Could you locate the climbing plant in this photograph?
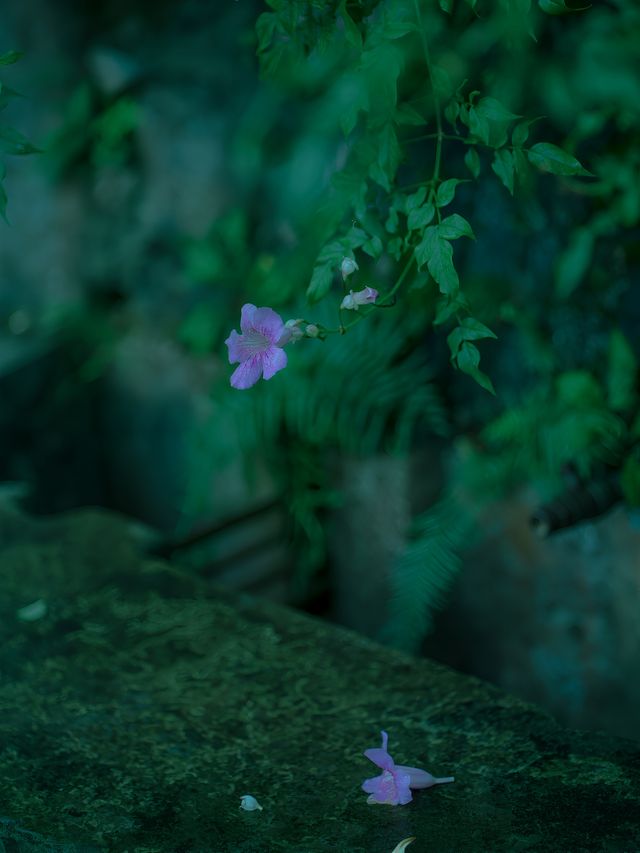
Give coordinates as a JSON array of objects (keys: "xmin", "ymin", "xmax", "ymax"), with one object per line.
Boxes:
[
  {"xmin": 184, "ymin": 0, "xmax": 640, "ymax": 649},
  {"xmin": 0, "ymin": 50, "xmax": 37, "ymax": 221}
]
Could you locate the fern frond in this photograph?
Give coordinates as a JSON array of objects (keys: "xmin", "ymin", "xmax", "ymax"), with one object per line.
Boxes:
[
  {"xmin": 242, "ymin": 310, "xmax": 450, "ymax": 455},
  {"xmin": 380, "ymin": 493, "xmax": 474, "ymax": 653}
]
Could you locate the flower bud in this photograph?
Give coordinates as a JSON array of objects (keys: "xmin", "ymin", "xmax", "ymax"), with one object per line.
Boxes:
[
  {"xmin": 239, "ymin": 795, "xmax": 263, "ymax": 811},
  {"xmin": 277, "ymin": 318, "xmax": 305, "ymax": 345},
  {"xmin": 305, "ymin": 324, "xmax": 320, "ymax": 338},
  {"xmin": 340, "ymin": 256, "xmax": 359, "ymax": 280},
  {"xmin": 340, "ymin": 286, "xmax": 378, "ymax": 311}
]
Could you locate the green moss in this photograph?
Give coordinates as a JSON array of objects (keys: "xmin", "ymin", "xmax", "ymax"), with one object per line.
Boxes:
[{"xmin": 1, "ymin": 508, "xmax": 639, "ymax": 852}]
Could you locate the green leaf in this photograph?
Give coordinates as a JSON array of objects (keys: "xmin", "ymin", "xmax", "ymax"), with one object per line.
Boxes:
[
  {"xmin": 527, "ymin": 142, "xmax": 593, "ymax": 177},
  {"xmin": 307, "ymin": 263, "xmax": 334, "ymax": 303},
  {"xmin": 465, "ymin": 98, "xmax": 519, "ymax": 149},
  {"xmin": 344, "ymin": 226, "xmax": 369, "ymax": 250},
  {"xmin": 395, "ymin": 103, "xmax": 425, "ymax": 126},
  {"xmin": 387, "ymin": 237, "xmax": 404, "ymax": 261},
  {"xmin": 555, "ymin": 227, "xmax": 593, "ymax": 298},
  {"xmin": 339, "ymin": 73, "xmax": 368, "ymax": 135},
  {"xmin": 447, "ymin": 326, "xmax": 464, "ymax": 357},
  {"xmin": 0, "ymin": 50, "xmax": 22, "ymax": 66},
  {"xmin": 431, "ymin": 66, "xmax": 453, "ymax": 99},
  {"xmin": 381, "ymin": 22, "xmax": 419, "ymax": 39},
  {"xmin": 464, "ymin": 147, "xmax": 481, "ymax": 178},
  {"xmin": 444, "ymin": 101, "xmax": 459, "ymax": 127},
  {"xmin": 340, "ymin": 2, "xmax": 363, "ymax": 50},
  {"xmin": 406, "ymin": 186, "xmax": 427, "ymax": 211},
  {"xmin": 361, "ymin": 43, "xmax": 403, "ymax": 124},
  {"xmin": 538, "ymin": 0, "xmax": 590, "ymax": 13},
  {"xmin": 387, "ymin": 236, "xmax": 403, "ymax": 260},
  {"xmin": 607, "ymin": 330, "xmax": 637, "ymax": 412},
  {"xmin": 621, "ymin": 454, "xmax": 640, "ymax": 507},
  {"xmin": 385, "ymin": 206, "xmax": 399, "ymax": 234},
  {"xmin": 408, "ymin": 203, "xmax": 435, "ymax": 231},
  {"xmin": 369, "ymin": 122, "xmax": 401, "ymax": 190},
  {"xmin": 460, "ymin": 317, "xmax": 497, "ymax": 341},
  {"xmin": 435, "ymin": 295, "xmax": 466, "ymax": 325},
  {"xmin": 436, "ymin": 178, "xmax": 462, "ymax": 208},
  {"xmin": 438, "ymin": 214, "xmax": 475, "ymax": 240},
  {"xmin": 467, "ymin": 106, "xmax": 490, "ymax": 145},
  {"xmin": 438, "ymin": 0, "xmax": 454, "ymax": 13},
  {"xmin": 475, "ymin": 97, "xmax": 520, "ymax": 123},
  {"xmin": 556, "ymin": 370, "xmax": 602, "ymax": 406},
  {"xmin": 512, "ymin": 117, "xmax": 543, "ymax": 147},
  {"xmin": 0, "ymin": 124, "xmax": 40, "ymax": 155},
  {"xmin": 362, "ymin": 234, "xmax": 384, "ymax": 258},
  {"xmin": 447, "ymin": 318, "xmax": 496, "ymax": 356},
  {"xmin": 456, "ymin": 341, "xmax": 495, "ymax": 394},
  {"xmin": 491, "ymin": 149, "xmax": 515, "ymax": 195},
  {"xmin": 512, "ymin": 148, "xmax": 530, "ymax": 184},
  {"xmin": 415, "ymin": 227, "xmax": 459, "ymax": 296}
]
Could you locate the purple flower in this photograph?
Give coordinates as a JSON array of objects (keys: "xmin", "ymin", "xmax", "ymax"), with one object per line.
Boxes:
[
  {"xmin": 225, "ymin": 304, "xmax": 289, "ymax": 390},
  {"xmin": 362, "ymin": 731, "xmax": 454, "ymax": 806},
  {"xmin": 340, "ymin": 286, "xmax": 378, "ymax": 311}
]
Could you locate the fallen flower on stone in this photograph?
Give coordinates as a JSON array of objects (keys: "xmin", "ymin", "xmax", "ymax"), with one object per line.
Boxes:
[
  {"xmin": 225, "ymin": 303, "xmax": 290, "ymax": 390},
  {"xmin": 362, "ymin": 730, "xmax": 454, "ymax": 806},
  {"xmin": 340, "ymin": 286, "xmax": 378, "ymax": 311},
  {"xmin": 239, "ymin": 794, "xmax": 263, "ymax": 811}
]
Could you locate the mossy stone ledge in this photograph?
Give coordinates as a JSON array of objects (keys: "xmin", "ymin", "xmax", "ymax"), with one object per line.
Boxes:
[{"xmin": 1, "ymin": 507, "xmax": 639, "ymax": 852}]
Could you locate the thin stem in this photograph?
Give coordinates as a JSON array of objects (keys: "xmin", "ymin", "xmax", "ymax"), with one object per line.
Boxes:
[
  {"xmin": 404, "ymin": 132, "xmax": 463, "ymax": 145},
  {"xmin": 413, "ymin": 0, "xmax": 442, "ymax": 183},
  {"xmin": 380, "ymin": 251, "xmax": 416, "ymax": 304},
  {"xmin": 322, "ymin": 252, "xmax": 416, "ymax": 335}
]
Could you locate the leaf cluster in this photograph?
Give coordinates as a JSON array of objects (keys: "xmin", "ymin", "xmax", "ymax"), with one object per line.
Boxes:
[{"xmin": 0, "ymin": 50, "xmax": 39, "ymax": 221}]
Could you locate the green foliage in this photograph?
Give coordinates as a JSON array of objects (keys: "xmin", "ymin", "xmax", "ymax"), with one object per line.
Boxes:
[
  {"xmin": 538, "ymin": 0, "xmax": 590, "ymax": 14},
  {"xmin": 46, "ymin": 84, "xmax": 138, "ymax": 178},
  {"xmin": 223, "ymin": 308, "xmax": 449, "ymax": 596},
  {"xmin": 236, "ymin": 0, "xmax": 640, "ymax": 637},
  {"xmin": 480, "ymin": 371, "xmax": 626, "ymax": 488},
  {"xmin": 0, "ymin": 50, "xmax": 37, "ymax": 220},
  {"xmin": 257, "ymin": 0, "xmax": 599, "ymax": 402},
  {"xmin": 381, "ymin": 493, "xmax": 474, "ymax": 651},
  {"xmin": 236, "ymin": 311, "xmax": 449, "ymax": 458}
]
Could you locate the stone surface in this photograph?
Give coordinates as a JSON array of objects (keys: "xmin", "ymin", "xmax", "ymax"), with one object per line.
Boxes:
[
  {"xmin": 427, "ymin": 492, "xmax": 640, "ymax": 743},
  {"xmin": 328, "ymin": 449, "xmax": 444, "ymax": 638},
  {"xmin": 1, "ymin": 507, "xmax": 639, "ymax": 852}
]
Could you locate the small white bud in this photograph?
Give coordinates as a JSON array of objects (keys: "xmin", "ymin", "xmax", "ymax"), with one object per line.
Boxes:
[
  {"xmin": 340, "ymin": 291, "xmax": 358, "ymax": 311},
  {"xmin": 340, "ymin": 257, "xmax": 359, "ymax": 280},
  {"xmin": 284, "ymin": 318, "xmax": 305, "ymax": 342},
  {"xmin": 239, "ymin": 795, "xmax": 263, "ymax": 811},
  {"xmin": 305, "ymin": 324, "xmax": 320, "ymax": 338}
]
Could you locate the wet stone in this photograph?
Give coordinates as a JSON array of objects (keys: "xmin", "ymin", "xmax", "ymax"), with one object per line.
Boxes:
[{"xmin": 1, "ymin": 507, "xmax": 639, "ymax": 852}]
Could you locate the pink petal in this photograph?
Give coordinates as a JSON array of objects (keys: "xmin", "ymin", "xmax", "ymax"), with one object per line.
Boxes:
[
  {"xmin": 396, "ymin": 765, "xmax": 454, "ymax": 788},
  {"xmin": 364, "ymin": 747, "xmax": 394, "ymax": 771},
  {"xmin": 362, "ymin": 770, "xmax": 412, "ymax": 806},
  {"xmin": 261, "ymin": 346, "xmax": 287, "ymax": 381},
  {"xmin": 225, "ymin": 329, "xmax": 245, "ymax": 364},
  {"xmin": 240, "ymin": 304, "xmax": 259, "ymax": 334},
  {"xmin": 230, "ymin": 356, "xmax": 263, "ymax": 390},
  {"xmin": 395, "ymin": 771, "xmax": 413, "ymax": 805},
  {"xmin": 364, "ymin": 731, "xmax": 393, "ymax": 770},
  {"xmin": 241, "ymin": 304, "xmax": 285, "ymax": 342}
]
